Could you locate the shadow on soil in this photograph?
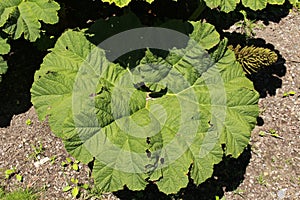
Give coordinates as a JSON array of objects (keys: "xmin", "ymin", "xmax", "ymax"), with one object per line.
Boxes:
[
  {"xmin": 248, "ymin": 58, "xmax": 286, "ymax": 98},
  {"xmin": 0, "ymin": 40, "xmax": 44, "ymax": 127},
  {"xmin": 203, "ymin": 1, "xmax": 292, "ymax": 32},
  {"xmin": 224, "ymin": 32, "xmax": 286, "ymax": 98},
  {"xmin": 247, "ymin": 46, "xmax": 286, "ymax": 98},
  {"xmin": 114, "ymin": 146, "xmax": 252, "ymax": 200}
]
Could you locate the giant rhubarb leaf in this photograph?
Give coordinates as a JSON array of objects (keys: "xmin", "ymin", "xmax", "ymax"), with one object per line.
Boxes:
[
  {"xmin": 31, "ymin": 15, "xmax": 259, "ymax": 194},
  {"xmin": 0, "ymin": 0, "xmax": 60, "ymax": 42}
]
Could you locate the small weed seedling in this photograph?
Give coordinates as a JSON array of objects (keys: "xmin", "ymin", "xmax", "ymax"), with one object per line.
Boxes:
[
  {"xmin": 283, "ymin": 90, "xmax": 296, "ymax": 97},
  {"xmin": 269, "ymin": 129, "xmax": 283, "ymax": 139},
  {"xmin": 25, "ymin": 119, "xmax": 32, "ymax": 126},
  {"xmin": 285, "ymin": 158, "xmax": 293, "ymax": 165},
  {"xmin": 259, "ymin": 129, "xmax": 284, "ymax": 139},
  {"xmin": 235, "ymin": 10, "xmax": 263, "ymax": 39},
  {"xmin": 50, "ymin": 155, "xmax": 57, "ymax": 165},
  {"xmin": 271, "ymin": 156, "xmax": 276, "ymax": 163},
  {"xmin": 29, "ymin": 142, "xmax": 44, "ymax": 161},
  {"xmin": 4, "ymin": 167, "xmax": 23, "ymax": 182},
  {"xmin": 16, "ymin": 174, "xmax": 23, "ymax": 182},
  {"xmin": 259, "ymin": 131, "xmax": 266, "ymax": 137},
  {"xmin": 5, "ymin": 168, "xmax": 16, "ymax": 179},
  {"xmin": 61, "ymin": 157, "xmax": 80, "ymax": 172},
  {"xmin": 233, "ymin": 188, "xmax": 245, "ymax": 198},
  {"xmin": 257, "ymin": 173, "xmax": 267, "ymax": 186},
  {"xmin": 72, "ymin": 161, "xmax": 79, "ymax": 171},
  {"xmin": 62, "ymin": 178, "xmax": 89, "ymax": 199}
]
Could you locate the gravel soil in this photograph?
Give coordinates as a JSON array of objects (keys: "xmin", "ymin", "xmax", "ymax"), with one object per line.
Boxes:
[
  {"xmin": 224, "ymin": 9, "xmax": 300, "ymax": 200},
  {"xmin": 0, "ymin": 9, "xmax": 299, "ymax": 200}
]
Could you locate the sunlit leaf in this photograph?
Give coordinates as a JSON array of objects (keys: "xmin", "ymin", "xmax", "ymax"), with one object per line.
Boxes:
[
  {"xmin": 0, "ymin": 0, "xmax": 60, "ymax": 41},
  {"xmin": 31, "ymin": 15, "xmax": 259, "ymax": 194}
]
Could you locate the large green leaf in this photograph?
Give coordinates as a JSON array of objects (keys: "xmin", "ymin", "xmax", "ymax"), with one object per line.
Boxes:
[
  {"xmin": 98, "ymin": 0, "xmax": 297, "ymax": 10},
  {"xmin": 0, "ymin": 56, "xmax": 8, "ymax": 82},
  {"xmin": 202, "ymin": 0, "xmax": 287, "ymax": 12},
  {"xmin": 0, "ymin": 0, "xmax": 60, "ymax": 42},
  {"xmin": 133, "ymin": 38, "xmax": 258, "ymax": 193},
  {"xmin": 289, "ymin": 0, "xmax": 299, "ymax": 4},
  {"xmin": 100, "ymin": 0, "xmax": 154, "ymax": 7},
  {"xmin": 0, "ymin": 36, "xmax": 9, "ymax": 82},
  {"xmin": 242, "ymin": 0, "xmax": 268, "ymax": 10},
  {"xmin": 203, "ymin": 0, "xmax": 239, "ymax": 13},
  {"xmin": 31, "ymin": 17, "xmax": 259, "ymax": 194},
  {"xmin": 242, "ymin": 0, "xmax": 285, "ymax": 10},
  {"xmin": 267, "ymin": 0, "xmax": 285, "ymax": 4},
  {"xmin": 0, "ymin": 36, "xmax": 10, "ymax": 54}
]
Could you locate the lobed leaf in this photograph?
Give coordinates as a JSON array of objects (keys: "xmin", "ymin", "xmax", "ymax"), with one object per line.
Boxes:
[
  {"xmin": 0, "ymin": 0, "xmax": 60, "ymax": 42},
  {"xmin": 0, "ymin": 36, "xmax": 10, "ymax": 54},
  {"xmin": 0, "ymin": 56, "xmax": 8, "ymax": 82},
  {"xmin": 100, "ymin": 0, "xmax": 154, "ymax": 8},
  {"xmin": 203, "ymin": 0, "xmax": 239, "ymax": 13},
  {"xmin": 95, "ymin": 0, "xmax": 298, "ymax": 11},
  {"xmin": 31, "ymin": 16, "xmax": 259, "ymax": 194},
  {"xmin": 0, "ymin": 36, "xmax": 9, "ymax": 82},
  {"xmin": 202, "ymin": 0, "xmax": 289, "ymax": 12}
]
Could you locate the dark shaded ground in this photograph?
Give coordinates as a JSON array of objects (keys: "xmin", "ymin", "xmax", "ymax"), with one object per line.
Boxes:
[{"xmin": 0, "ymin": 40, "xmax": 44, "ymax": 127}]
